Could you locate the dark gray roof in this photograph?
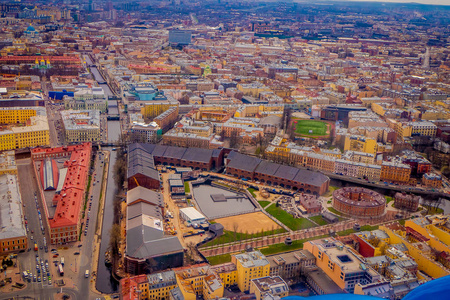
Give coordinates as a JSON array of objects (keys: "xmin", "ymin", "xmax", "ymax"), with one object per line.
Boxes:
[
  {"xmin": 128, "ymin": 147, "xmax": 159, "ymax": 181},
  {"xmin": 164, "ymin": 146, "xmax": 187, "ymax": 159},
  {"xmin": 182, "ymin": 148, "xmax": 214, "ymax": 163},
  {"xmin": 273, "ymin": 165, "xmax": 299, "ymax": 181},
  {"xmin": 127, "ymin": 202, "xmax": 163, "ymax": 220},
  {"xmin": 226, "ymin": 152, "xmax": 261, "ymax": 172},
  {"xmin": 293, "ymin": 169, "xmax": 329, "ymax": 187},
  {"xmin": 152, "ymin": 145, "xmax": 169, "ymax": 157},
  {"xmin": 127, "ymin": 225, "xmax": 183, "ymax": 259},
  {"xmin": 128, "ymin": 143, "xmax": 156, "ymax": 154},
  {"xmin": 212, "ymin": 149, "xmax": 222, "ymax": 158},
  {"xmin": 226, "ymin": 150, "xmax": 239, "ymax": 161},
  {"xmin": 255, "ymin": 160, "xmax": 280, "ymax": 176},
  {"xmin": 209, "ymin": 223, "xmax": 224, "ymax": 231},
  {"xmin": 127, "ymin": 186, "xmax": 164, "ymax": 207}
]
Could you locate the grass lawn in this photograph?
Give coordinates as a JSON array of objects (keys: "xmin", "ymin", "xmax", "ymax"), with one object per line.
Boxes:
[
  {"xmin": 208, "ymin": 253, "xmax": 232, "ymax": 265},
  {"xmin": 310, "ymin": 215, "xmax": 329, "ymax": 226},
  {"xmin": 385, "ymin": 196, "xmax": 393, "ymax": 204},
  {"xmin": 327, "ymin": 207, "xmax": 346, "ymax": 221},
  {"xmin": 266, "ymin": 205, "xmax": 316, "ymax": 230},
  {"xmin": 336, "ymin": 225, "xmax": 379, "ymax": 236},
  {"xmin": 324, "ymin": 185, "xmax": 339, "ymax": 197},
  {"xmin": 294, "ymin": 119, "xmax": 328, "ymax": 136},
  {"xmin": 200, "ymin": 228, "xmax": 286, "ymax": 248},
  {"xmin": 248, "ymin": 187, "xmax": 257, "ymax": 198},
  {"xmin": 423, "ymin": 206, "xmax": 444, "ymax": 214},
  {"xmin": 258, "ymin": 201, "xmax": 271, "ymax": 208},
  {"xmin": 260, "ymin": 234, "xmax": 329, "ymax": 256},
  {"xmin": 184, "ymin": 181, "xmax": 190, "ymax": 193}
]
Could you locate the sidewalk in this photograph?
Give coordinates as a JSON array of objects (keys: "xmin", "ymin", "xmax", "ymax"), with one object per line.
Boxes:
[{"xmin": 90, "ymin": 150, "xmax": 111, "ymax": 297}]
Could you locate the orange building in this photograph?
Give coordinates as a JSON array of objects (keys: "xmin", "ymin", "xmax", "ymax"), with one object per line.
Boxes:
[
  {"xmin": 380, "ymin": 161, "xmax": 411, "ymax": 183},
  {"xmin": 422, "ymin": 173, "xmax": 442, "ymax": 188}
]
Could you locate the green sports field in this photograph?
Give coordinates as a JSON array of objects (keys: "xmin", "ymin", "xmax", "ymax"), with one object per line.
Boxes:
[{"xmin": 294, "ymin": 119, "xmax": 329, "ymax": 136}]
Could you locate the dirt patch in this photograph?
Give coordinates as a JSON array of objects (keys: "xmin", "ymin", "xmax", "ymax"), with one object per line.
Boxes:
[{"xmin": 215, "ymin": 212, "xmax": 281, "ymax": 234}]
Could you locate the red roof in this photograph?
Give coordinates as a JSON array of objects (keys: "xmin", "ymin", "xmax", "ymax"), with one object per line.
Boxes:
[{"xmin": 33, "ymin": 143, "xmax": 92, "ymax": 229}]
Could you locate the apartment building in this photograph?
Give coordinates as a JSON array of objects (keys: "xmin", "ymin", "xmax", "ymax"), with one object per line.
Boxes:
[
  {"xmin": 303, "ymin": 238, "xmax": 382, "ymax": 293},
  {"xmin": 250, "ymin": 276, "xmax": 289, "ymax": 300},
  {"xmin": 344, "ymin": 135, "xmax": 378, "ymax": 155},
  {"xmin": 140, "ymin": 100, "xmax": 179, "ymax": 119},
  {"xmin": 380, "ymin": 161, "xmax": 411, "ymax": 183},
  {"xmin": 61, "ymin": 110, "xmax": 101, "ymax": 143},
  {"xmin": 0, "ymin": 106, "xmax": 37, "ymax": 124},
  {"xmin": 172, "ymin": 264, "xmax": 224, "ymax": 300},
  {"xmin": 232, "ymin": 251, "xmax": 271, "ymax": 292},
  {"xmin": 0, "ymin": 115, "xmax": 50, "ymax": 151}
]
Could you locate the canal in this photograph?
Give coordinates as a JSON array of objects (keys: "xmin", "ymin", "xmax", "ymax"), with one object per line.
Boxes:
[{"xmin": 95, "ymin": 65, "xmax": 121, "ymax": 293}]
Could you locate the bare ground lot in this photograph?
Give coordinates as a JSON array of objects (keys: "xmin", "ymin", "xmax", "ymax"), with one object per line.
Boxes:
[{"xmin": 214, "ymin": 212, "xmax": 281, "ymax": 234}]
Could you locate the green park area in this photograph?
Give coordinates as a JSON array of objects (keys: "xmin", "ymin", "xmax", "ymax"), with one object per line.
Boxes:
[
  {"xmin": 294, "ymin": 119, "xmax": 329, "ymax": 136},
  {"xmin": 265, "ymin": 205, "xmax": 316, "ymax": 230}
]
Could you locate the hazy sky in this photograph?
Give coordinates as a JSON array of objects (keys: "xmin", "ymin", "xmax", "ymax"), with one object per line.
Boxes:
[{"xmin": 343, "ymin": 0, "xmax": 450, "ymax": 5}]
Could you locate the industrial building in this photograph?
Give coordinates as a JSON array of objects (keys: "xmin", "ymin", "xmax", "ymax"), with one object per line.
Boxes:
[
  {"xmin": 179, "ymin": 207, "xmax": 207, "ymax": 226},
  {"xmin": 0, "ymin": 174, "xmax": 27, "ymax": 255}
]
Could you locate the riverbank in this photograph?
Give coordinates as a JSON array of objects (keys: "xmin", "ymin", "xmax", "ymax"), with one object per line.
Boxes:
[{"xmin": 90, "ymin": 150, "xmax": 110, "ymax": 296}]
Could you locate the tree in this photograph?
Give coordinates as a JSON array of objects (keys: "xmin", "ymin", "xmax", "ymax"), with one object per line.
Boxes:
[
  {"xmin": 229, "ymin": 130, "xmax": 239, "ymax": 149},
  {"xmin": 109, "ymin": 223, "xmax": 121, "ymax": 255},
  {"xmin": 233, "ymin": 222, "xmax": 239, "ymax": 243}
]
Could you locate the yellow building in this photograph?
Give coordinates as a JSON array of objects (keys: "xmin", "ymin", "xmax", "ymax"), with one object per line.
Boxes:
[
  {"xmin": 232, "ymin": 251, "xmax": 270, "ymax": 292},
  {"xmin": 0, "ymin": 115, "xmax": 49, "ymax": 150},
  {"xmin": 250, "ymin": 276, "xmax": 289, "ymax": 300},
  {"xmin": 141, "ymin": 101, "xmax": 180, "ymax": 119},
  {"xmin": 145, "ymin": 271, "xmax": 177, "ymax": 300},
  {"xmin": 173, "ymin": 264, "xmax": 224, "ymax": 300},
  {"xmin": 0, "ymin": 107, "xmax": 37, "ymax": 124},
  {"xmin": 408, "ymin": 121, "xmax": 437, "ymax": 137},
  {"xmin": 211, "ymin": 263, "xmax": 238, "ymax": 287},
  {"xmin": 236, "ymin": 82, "xmax": 272, "ymax": 98},
  {"xmin": 303, "ymin": 238, "xmax": 381, "ymax": 293},
  {"xmin": 370, "ymin": 103, "xmax": 387, "ymax": 116},
  {"xmin": 13, "ymin": 116, "xmax": 50, "ymax": 148},
  {"xmin": 0, "ymin": 131, "xmax": 15, "ymax": 151},
  {"xmin": 388, "ymin": 119, "xmax": 412, "ymax": 141},
  {"xmin": 234, "ymin": 104, "xmax": 283, "ymax": 118},
  {"xmin": 405, "ymin": 216, "xmax": 450, "ymax": 253},
  {"xmin": 379, "ymin": 224, "xmax": 450, "ymax": 279},
  {"xmin": 344, "ymin": 135, "xmax": 378, "ymax": 155}
]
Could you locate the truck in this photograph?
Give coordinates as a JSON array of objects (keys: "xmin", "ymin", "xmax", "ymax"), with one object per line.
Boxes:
[
  {"xmin": 22, "ymin": 271, "xmax": 28, "ymax": 279},
  {"xmin": 85, "ymin": 270, "xmax": 90, "ymax": 278},
  {"xmin": 34, "ymin": 243, "xmax": 38, "ymax": 251},
  {"xmin": 60, "ymin": 257, "xmax": 64, "ymax": 266}
]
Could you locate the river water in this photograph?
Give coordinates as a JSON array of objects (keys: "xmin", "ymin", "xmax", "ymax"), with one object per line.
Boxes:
[{"xmin": 95, "ymin": 91, "xmax": 121, "ymax": 292}]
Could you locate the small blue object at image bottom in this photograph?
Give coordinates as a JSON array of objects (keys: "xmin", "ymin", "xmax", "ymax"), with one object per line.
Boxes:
[{"xmin": 282, "ymin": 274, "xmax": 450, "ymax": 300}]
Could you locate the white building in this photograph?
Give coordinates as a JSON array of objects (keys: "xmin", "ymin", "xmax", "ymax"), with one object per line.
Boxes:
[{"xmin": 179, "ymin": 207, "xmax": 206, "ymax": 226}]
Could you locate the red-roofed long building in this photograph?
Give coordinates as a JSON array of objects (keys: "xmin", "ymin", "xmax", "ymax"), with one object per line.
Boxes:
[{"xmin": 32, "ymin": 143, "xmax": 92, "ymax": 245}]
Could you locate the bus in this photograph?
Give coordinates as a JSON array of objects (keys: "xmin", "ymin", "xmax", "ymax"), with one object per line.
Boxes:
[{"xmin": 58, "ymin": 264, "xmax": 64, "ymax": 276}]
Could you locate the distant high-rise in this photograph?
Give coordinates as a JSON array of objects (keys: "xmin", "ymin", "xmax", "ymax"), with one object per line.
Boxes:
[{"xmin": 168, "ymin": 30, "xmax": 192, "ymax": 46}]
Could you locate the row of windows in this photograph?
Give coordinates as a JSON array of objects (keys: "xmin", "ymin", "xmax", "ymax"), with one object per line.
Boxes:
[{"xmin": 2, "ymin": 239, "xmax": 26, "ymax": 246}]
